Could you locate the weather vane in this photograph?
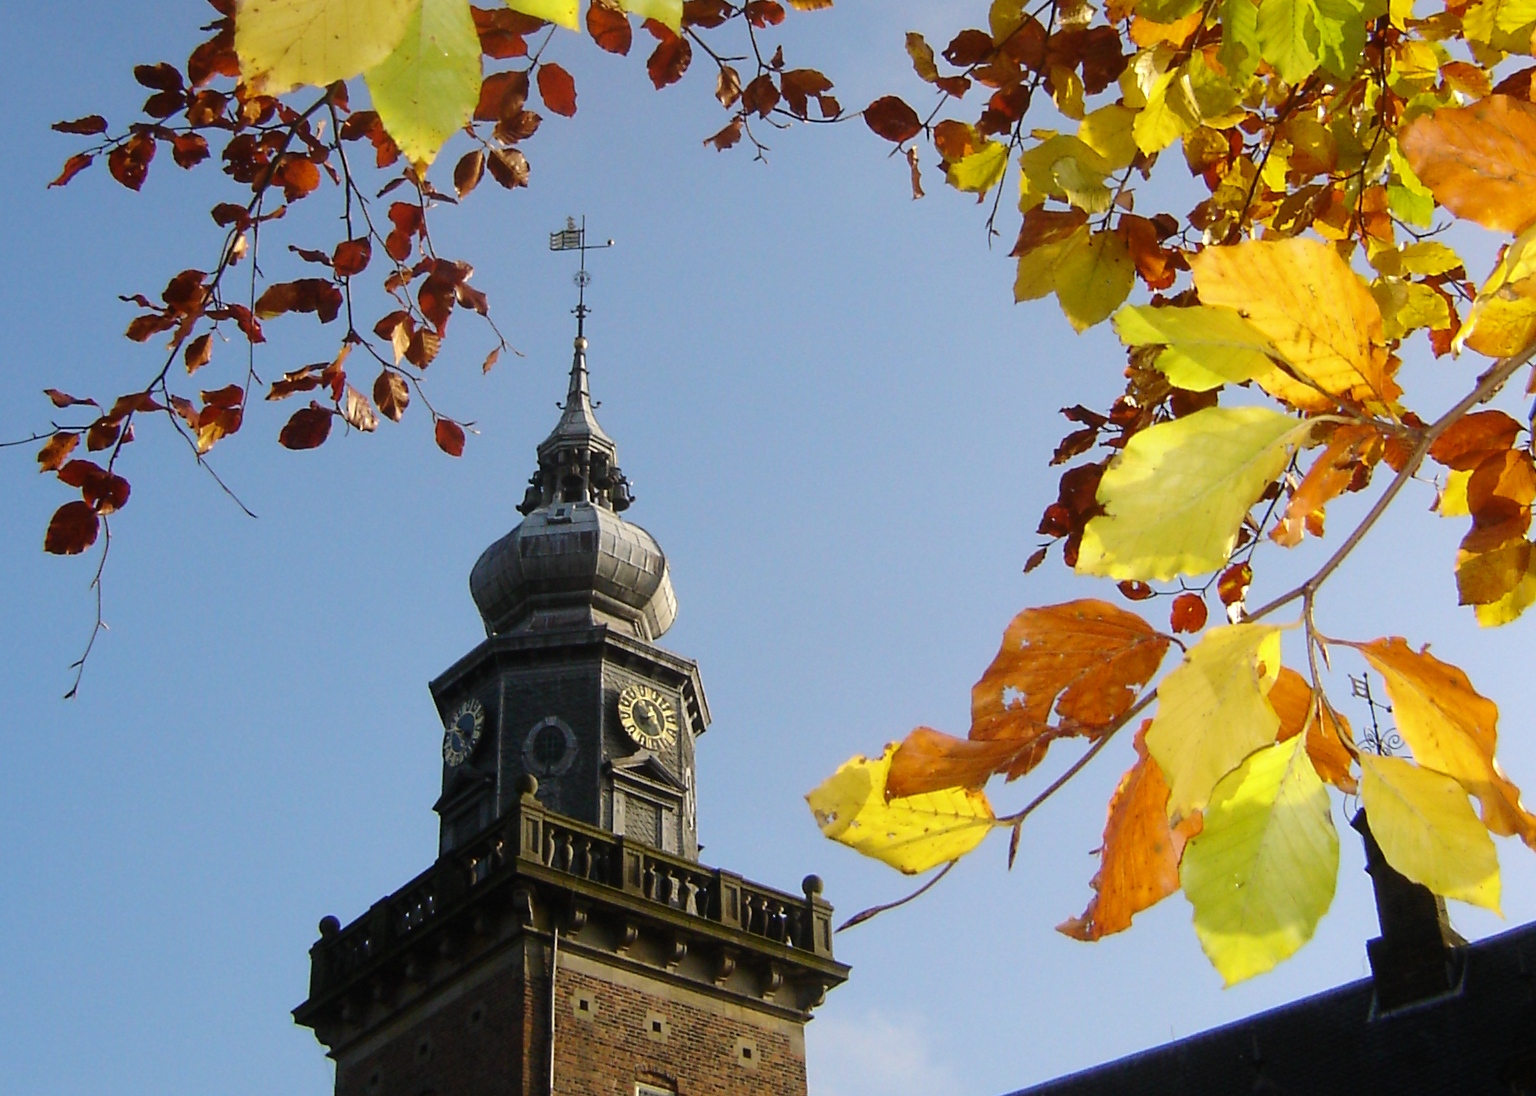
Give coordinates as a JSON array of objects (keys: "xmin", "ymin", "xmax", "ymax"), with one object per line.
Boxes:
[{"xmin": 548, "ymin": 216, "xmax": 614, "ymax": 338}]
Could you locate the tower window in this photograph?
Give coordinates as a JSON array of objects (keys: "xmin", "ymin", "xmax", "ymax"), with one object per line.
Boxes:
[{"xmin": 636, "ymin": 1085, "xmax": 675, "ymax": 1096}]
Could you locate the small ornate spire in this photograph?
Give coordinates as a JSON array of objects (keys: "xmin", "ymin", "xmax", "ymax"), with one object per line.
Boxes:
[{"xmin": 517, "ymin": 219, "xmax": 632, "ymax": 515}]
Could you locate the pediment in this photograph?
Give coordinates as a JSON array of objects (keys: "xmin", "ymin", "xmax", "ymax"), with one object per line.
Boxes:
[
  {"xmin": 432, "ymin": 766, "xmax": 493, "ymax": 815},
  {"xmin": 608, "ymin": 752, "xmax": 686, "ymax": 792}
]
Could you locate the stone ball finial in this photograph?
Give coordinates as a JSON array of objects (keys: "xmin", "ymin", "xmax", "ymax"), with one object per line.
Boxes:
[
  {"xmin": 802, "ymin": 874, "xmax": 824, "ymax": 898},
  {"xmin": 516, "ymin": 773, "xmax": 539, "ymax": 797},
  {"xmin": 319, "ymin": 915, "xmax": 341, "ymax": 939}
]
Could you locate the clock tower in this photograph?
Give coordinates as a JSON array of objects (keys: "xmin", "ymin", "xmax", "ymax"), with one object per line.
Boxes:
[{"xmin": 294, "ymin": 294, "xmax": 847, "ymax": 1096}]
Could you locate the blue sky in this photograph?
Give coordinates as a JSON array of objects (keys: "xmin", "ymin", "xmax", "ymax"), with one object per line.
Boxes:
[{"xmin": 4, "ymin": 3, "xmax": 1536, "ymax": 1096}]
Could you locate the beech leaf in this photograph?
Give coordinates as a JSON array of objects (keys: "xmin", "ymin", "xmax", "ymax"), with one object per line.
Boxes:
[
  {"xmin": 235, "ymin": 0, "xmax": 420, "ymax": 94},
  {"xmin": 364, "ymin": 0, "xmax": 482, "ymax": 169}
]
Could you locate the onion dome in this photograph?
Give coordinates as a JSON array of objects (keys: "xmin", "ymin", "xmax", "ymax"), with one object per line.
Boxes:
[{"xmin": 470, "ymin": 333, "xmax": 677, "ymax": 641}]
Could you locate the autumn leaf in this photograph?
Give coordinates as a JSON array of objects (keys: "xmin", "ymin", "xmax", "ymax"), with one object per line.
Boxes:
[
  {"xmin": 235, "ymin": 0, "xmax": 420, "ymax": 94},
  {"xmin": 887, "ymin": 727, "xmax": 1044, "ymax": 797},
  {"xmin": 1169, "ymin": 592, "xmax": 1207, "ymax": 633},
  {"xmin": 1076, "ymin": 407, "xmax": 1314, "ymax": 582},
  {"xmin": 1054, "ymin": 230, "xmax": 1134, "ymax": 333},
  {"xmin": 1353, "ymin": 637, "xmax": 1536, "ymax": 846},
  {"xmin": 341, "ymin": 386, "xmax": 378, "ymax": 432},
  {"xmin": 507, "ymin": 0, "xmax": 578, "ymax": 30},
  {"xmin": 1058, "ymin": 723, "xmax": 1195, "ymax": 941},
  {"xmin": 374, "ymin": 369, "xmax": 410, "ymax": 422},
  {"xmin": 806, "ymin": 744, "xmax": 996, "ymax": 874},
  {"xmin": 1181, "ymin": 735, "xmax": 1338, "ymax": 985},
  {"xmin": 36, "ymin": 433, "xmax": 80, "ymax": 473},
  {"xmin": 1112, "ymin": 304, "xmax": 1279, "ymax": 392},
  {"xmin": 946, "ymin": 140, "xmax": 1009, "ymax": 194},
  {"xmin": 1399, "ymin": 96, "xmax": 1536, "ymax": 234},
  {"xmin": 364, "ymin": 0, "xmax": 481, "ymax": 168},
  {"xmin": 864, "ymin": 96, "xmax": 921, "ymax": 143},
  {"xmin": 435, "ymin": 417, "xmax": 467, "ymax": 456},
  {"xmin": 1271, "ymin": 423, "xmax": 1381, "ymax": 548},
  {"xmin": 44, "ymin": 501, "xmax": 101, "ymax": 556},
  {"xmin": 1146, "ymin": 623, "xmax": 1283, "ymax": 822},
  {"xmin": 537, "ymin": 62, "xmax": 577, "ymax": 116},
  {"xmin": 1267, "ymin": 667, "xmax": 1357, "ymax": 793},
  {"xmin": 1190, "ymin": 238, "xmax": 1398, "ymax": 410},
  {"xmin": 623, "ymin": 0, "xmax": 683, "ymax": 33},
  {"xmin": 588, "ymin": 0, "xmax": 633, "ymax": 52},
  {"xmin": 1359, "ymin": 753, "xmax": 1500, "ymax": 911},
  {"xmin": 279, "ymin": 404, "xmax": 334, "ymax": 450},
  {"xmin": 970, "ymin": 599, "xmax": 1169, "ymax": 749}
]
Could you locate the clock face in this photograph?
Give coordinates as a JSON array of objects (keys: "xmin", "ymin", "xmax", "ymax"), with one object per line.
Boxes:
[
  {"xmin": 442, "ymin": 698, "xmax": 486, "ymax": 767},
  {"xmin": 616, "ymin": 683, "xmax": 678, "ymax": 751}
]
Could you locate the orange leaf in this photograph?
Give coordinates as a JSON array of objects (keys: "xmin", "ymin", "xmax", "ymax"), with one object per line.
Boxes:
[
  {"xmin": 1399, "ymin": 96, "xmax": 1536, "ymax": 234},
  {"xmin": 1271, "ymin": 423, "xmax": 1382, "ymax": 548},
  {"xmin": 1430, "ymin": 409, "xmax": 1524, "ymax": 472},
  {"xmin": 970, "ymin": 600, "xmax": 1169, "ymax": 776},
  {"xmin": 887, "ymin": 726, "xmax": 1046, "ymax": 796},
  {"xmin": 1267, "ymin": 667, "xmax": 1357, "ymax": 793},
  {"xmin": 36, "ymin": 433, "xmax": 79, "ymax": 472},
  {"xmin": 1353, "ymin": 637, "xmax": 1536, "ymax": 846},
  {"xmin": 1057, "ymin": 723, "xmax": 1196, "ymax": 941}
]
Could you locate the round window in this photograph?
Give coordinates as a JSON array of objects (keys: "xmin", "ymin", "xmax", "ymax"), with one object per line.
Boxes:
[{"xmin": 522, "ymin": 717, "xmax": 577, "ymax": 777}]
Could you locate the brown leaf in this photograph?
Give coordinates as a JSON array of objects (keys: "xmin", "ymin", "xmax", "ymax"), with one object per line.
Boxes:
[
  {"xmin": 49, "ymin": 152, "xmax": 95, "ymax": 188},
  {"xmin": 780, "ymin": 68, "xmax": 833, "ymax": 118},
  {"xmin": 944, "ymin": 28, "xmax": 996, "ymax": 66},
  {"xmin": 454, "ymin": 150, "xmax": 485, "ymax": 198},
  {"xmin": 254, "ymin": 279, "xmax": 343, "ymax": 323},
  {"xmin": 716, "ymin": 64, "xmax": 742, "ymax": 108},
  {"xmin": 704, "ymin": 117, "xmax": 743, "ymax": 151},
  {"xmin": 183, "ymin": 332, "xmax": 214, "ymax": 373},
  {"xmin": 1429, "ymin": 409, "xmax": 1523, "ymax": 472},
  {"xmin": 53, "ymin": 115, "xmax": 109, "ymax": 135},
  {"xmin": 537, "ymin": 62, "xmax": 577, "ymax": 116},
  {"xmin": 742, "ymin": 73, "xmax": 780, "ymax": 117},
  {"xmin": 1169, "ymin": 592, "xmax": 1207, "ymax": 633},
  {"xmin": 1117, "ymin": 580, "xmax": 1154, "ymax": 601},
  {"xmin": 486, "ymin": 147, "xmax": 530, "ymax": 188},
  {"xmin": 906, "ymin": 145, "xmax": 924, "ymax": 199},
  {"xmin": 107, "ymin": 132, "xmax": 156, "ymax": 191},
  {"xmin": 279, "ymin": 404, "xmax": 334, "ymax": 449},
  {"xmin": 385, "ymin": 201, "xmax": 424, "ymax": 261},
  {"xmin": 43, "ymin": 389, "xmax": 98, "ymax": 409},
  {"xmin": 482, "ymin": 347, "xmax": 501, "ymax": 373},
  {"xmin": 333, "ymin": 237, "xmax": 371, "ymax": 278},
  {"xmin": 44, "ymin": 501, "xmax": 100, "ymax": 556},
  {"xmin": 971, "ymin": 599, "xmax": 1169, "ymax": 774},
  {"xmin": 743, "ymin": 0, "xmax": 785, "ymax": 26},
  {"xmin": 887, "ymin": 727, "xmax": 1044, "ymax": 797},
  {"xmin": 341, "ymin": 385, "xmax": 378, "ymax": 432},
  {"xmin": 86, "ymin": 418, "xmax": 121, "ymax": 452},
  {"xmin": 172, "ymin": 132, "xmax": 210, "ymax": 169},
  {"xmin": 587, "ymin": 0, "xmax": 633, "ymax": 53},
  {"xmin": 1399, "ymin": 96, "xmax": 1536, "ymax": 233},
  {"xmin": 373, "ymin": 370, "xmax": 410, "ymax": 422},
  {"xmin": 683, "ymin": 0, "xmax": 732, "ymax": 27},
  {"xmin": 494, "ymin": 109, "xmax": 541, "ymax": 143},
  {"xmin": 36, "ymin": 433, "xmax": 79, "ymax": 472},
  {"xmin": 863, "ymin": 96, "xmax": 921, "ymax": 143},
  {"xmin": 1268, "ymin": 667, "xmax": 1357, "ymax": 793},
  {"xmin": 1057, "ymin": 723, "xmax": 1192, "ymax": 941},
  {"xmin": 647, "ymin": 36, "xmax": 692, "ymax": 89},
  {"xmin": 475, "ymin": 69, "xmax": 530, "ymax": 121},
  {"xmin": 435, "ymin": 418, "xmax": 466, "ymax": 457}
]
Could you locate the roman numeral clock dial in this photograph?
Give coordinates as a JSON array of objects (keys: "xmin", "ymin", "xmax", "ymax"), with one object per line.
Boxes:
[
  {"xmin": 442, "ymin": 698, "xmax": 485, "ymax": 766},
  {"xmin": 616, "ymin": 683, "xmax": 678, "ymax": 751}
]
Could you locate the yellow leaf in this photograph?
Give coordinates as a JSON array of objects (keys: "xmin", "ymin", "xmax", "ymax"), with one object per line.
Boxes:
[
  {"xmin": 1019, "ymin": 135, "xmax": 1111, "ymax": 209},
  {"xmin": 622, "ymin": 0, "xmax": 682, "ymax": 32},
  {"xmin": 1397, "ymin": 240, "xmax": 1464, "ymax": 276},
  {"xmin": 507, "ymin": 0, "xmax": 579, "ymax": 29},
  {"xmin": 1113, "ymin": 304, "xmax": 1280, "ymax": 391},
  {"xmin": 1477, "ymin": 549, "xmax": 1536, "ymax": 625},
  {"xmin": 1191, "ymin": 238, "xmax": 1398, "ymax": 411},
  {"xmin": 364, "ymin": 0, "xmax": 481, "ymax": 168},
  {"xmin": 1359, "ymin": 753, "xmax": 1501, "ymax": 911},
  {"xmin": 1354, "ymin": 637, "xmax": 1536, "ymax": 846},
  {"xmin": 806, "ymin": 744, "xmax": 996, "ymax": 874},
  {"xmin": 1055, "ymin": 229, "xmax": 1135, "ymax": 332},
  {"xmin": 235, "ymin": 0, "xmax": 421, "ymax": 94},
  {"xmin": 947, "ymin": 140, "xmax": 1010, "ymax": 194},
  {"xmin": 1146, "ymin": 623, "xmax": 1284, "ymax": 822},
  {"xmin": 1461, "ymin": 294, "xmax": 1536, "ymax": 358},
  {"xmin": 1077, "ymin": 406, "xmax": 1314, "ymax": 581},
  {"xmin": 1015, "ymin": 225, "xmax": 1090, "ymax": 302},
  {"xmin": 1181, "ymin": 736, "xmax": 1339, "ymax": 985},
  {"xmin": 1438, "ymin": 468, "xmax": 1472, "ymax": 518},
  {"xmin": 1078, "ymin": 104, "xmax": 1139, "ymax": 171},
  {"xmin": 1371, "ymin": 278, "xmax": 1451, "ymax": 339},
  {"xmin": 1134, "ymin": 66, "xmax": 1193, "ymax": 153}
]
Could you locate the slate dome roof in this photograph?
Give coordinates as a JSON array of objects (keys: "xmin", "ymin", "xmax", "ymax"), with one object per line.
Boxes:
[{"xmin": 468, "ymin": 333, "xmax": 677, "ymax": 641}]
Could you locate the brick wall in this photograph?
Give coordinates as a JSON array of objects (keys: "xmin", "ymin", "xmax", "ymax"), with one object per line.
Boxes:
[{"xmin": 331, "ymin": 943, "xmax": 808, "ymax": 1096}]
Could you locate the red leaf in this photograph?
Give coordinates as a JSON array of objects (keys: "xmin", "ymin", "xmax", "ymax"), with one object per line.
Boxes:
[
  {"xmin": 863, "ymin": 96, "xmax": 922, "ymax": 143},
  {"xmin": 49, "ymin": 152, "xmax": 95, "ymax": 188},
  {"xmin": 944, "ymin": 28, "xmax": 995, "ymax": 66},
  {"xmin": 171, "ymin": 132, "xmax": 210, "ymax": 169},
  {"xmin": 537, "ymin": 62, "xmax": 577, "ymax": 116},
  {"xmin": 435, "ymin": 418, "xmax": 466, "ymax": 457},
  {"xmin": 107, "ymin": 132, "xmax": 156, "ymax": 191},
  {"xmin": 1117, "ymin": 580, "xmax": 1154, "ymax": 601},
  {"xmin": 52, "ymin": 115, "xmax": 109, "ymax": 136},
  {"xmin": 134, "ymin": 62, "xmax": 184, "ymax": 92},
  {"xmin": 475, "ymin": 69, "xmax": 529, "ymax": 121},
  {"xmin": 743, "ymin": 0, "xmax": 785, "ymax": 27},
  {"xmin": 682, "ymin": 0, "xmax": 732, "ymax": 27},
  {"xmin": 374, "ymin": 370, "xmax": 410, "ymax": 422},
  {"xmin": 1169, "ymin": 592, "xmax": 1208, "ymax": 633},
  {"xmin": 587, "ymin": 1, "xmax": 633, "ymax": 53},
  {"xmin": 333, "ymin": 237, "xmax": 372, "ymax": 277},
  {"xmin": 742, "ymin": 73, "xmax": 780, "ymax": 116},
  {"xmin": 279, "ymin": 404, "xmax": 334, "ymax": 450},
  {"xmin": 1217, "ymin": 561, "xmax": 1252, "ymax": 607},
  {"xmin": 647, "ymin": 37, "xmax": 692, "ymax": 89},
  {"xmin": 44, "ymin": 501, "xmax": 100, "ymax": 555},
  {"xmin": 385, "ymin": 201, "xmax": 423, "ymax": 261}
]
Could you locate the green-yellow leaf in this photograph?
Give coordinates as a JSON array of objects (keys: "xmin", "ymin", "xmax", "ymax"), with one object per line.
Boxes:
[
  {"xmin": 1134, "ymin": 66, "xmax": 1193, "ymax": 154},
  {"xmin": 1077, "ymin": 406, "xmax": 1314, "ymax": 581},
  {"xmin": 1078, "ymin": 104, "xmax": 1138, "ymax": 172},
  {"xmin": 1020, "ymin": 135, "xmax": 1112, "ymax": 209},
  {"xmin": 1182, "ymin": 735, "xmax": 1339, "ymax": 985},
  {"xmin": 1015, "ymin": 224, "xmax": 1090, "ymax": 302},
  {"xmin": 1147, "ymin": 624, "xmax": 1284, "ymax": 822},
  {"xmin": 1055, "ymin": 230, "xmax": 1135, "ymax": 332},
  {"xmin": 1359, "ymin": 753, "xmax": 1501, "ymax": 911},
  {"xmin": 623, "ymin": 0, "xmax": 682, "ymax": 32},
  {"xmin": 1220, "ymin": 0, "xmax": 1263, "ymax": 81},
  {"xmin": 1257, "ymin": 0, "xmax": 1322, "ymax": 85},
  {"xmin": 508, "ymin": 0, "xmax": 578, "ymax": 29},
  {"xmin": 235, "ymin": 0, "xmax": 421, "ymax": 94},
  {"xmin": 948, "ymin": 140, "xmax": 1010, "ymax": 195},
  {"xmin": 1398, "ymin": 241, "xmax": 1464, "ymax": 276},
  {"xmin": 806, "ymin": 744, "xmax": 996, "ymax": 874},
  {"xmin": 364, "ymin": 0, "xmax": 481, "ymax": 168},
  {"xmin": 1113, "ymin": 304, "xmax": 1280, "ymax": 391}
]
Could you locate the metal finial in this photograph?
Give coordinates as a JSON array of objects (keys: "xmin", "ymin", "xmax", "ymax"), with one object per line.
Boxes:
[{"xmin": 548, "ymin": 215, "xmax": 615, "ymax": 340}]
